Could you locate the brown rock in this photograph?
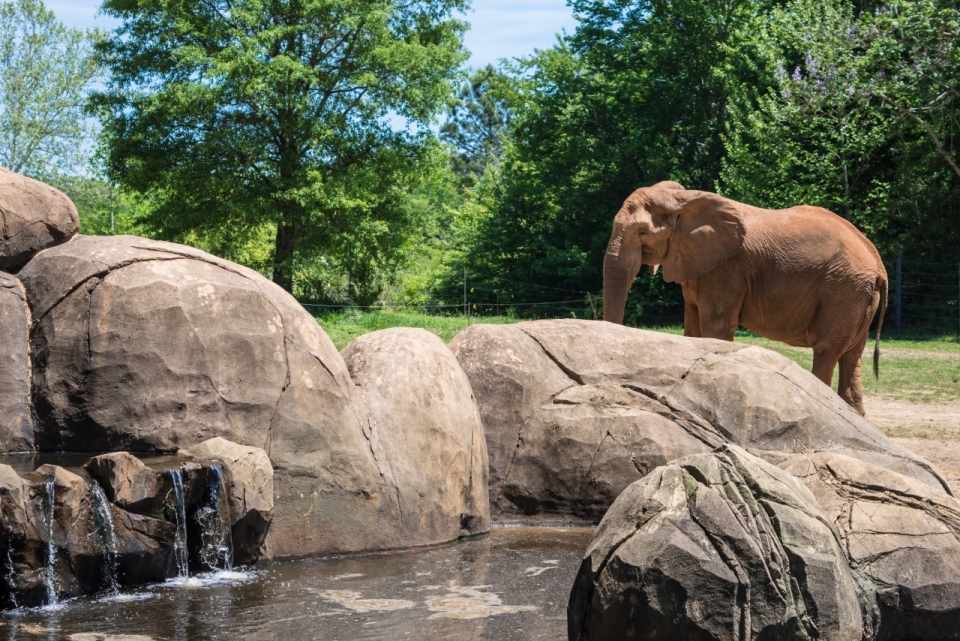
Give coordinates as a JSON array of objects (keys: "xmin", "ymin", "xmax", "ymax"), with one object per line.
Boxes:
[
  {"xmin": 342, "ymin": 329, "xmax": 489, "ymax": 543},
  {"xmin": 778, "ymin": 451, "xmax": 960, "ymax": 640},
  {"xmin": 0, "ymin": 167, "xmax": 78, "ymax": 270},
  {"xmin": 451, "ymin": 320, "xmax": 949, "ymax": 523},
  {"xmin": 84, "ymin": 453, "xmax": 165, "ymax": 517},
  {"xmin": 18, "ymin": 234, "xmax": 408, "ymax": 559},
  {"xmin": 179, "ymin": 437, "xmax": 273, "ymax": 565},
  {"xmin": 568, "ymin": 445, "xmax": 862, "ymax": 641},
  {"xmin": 0, "ymin": 272, "xmax": 31, "ymax": 452}
]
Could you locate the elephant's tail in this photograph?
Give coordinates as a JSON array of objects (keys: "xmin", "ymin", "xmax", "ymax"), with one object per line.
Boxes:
[{"xmin": 874, "ymin": 273, "xmax": 888, "ymax": 379}]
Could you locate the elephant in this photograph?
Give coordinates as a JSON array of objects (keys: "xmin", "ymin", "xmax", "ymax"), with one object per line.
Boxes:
[{"xmin": 602, "ymin": 181, "xmax": 887, "ymax": 415}]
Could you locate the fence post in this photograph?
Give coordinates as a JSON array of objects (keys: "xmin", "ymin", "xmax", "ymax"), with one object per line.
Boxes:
[
  {"xmin": 463, "ymin": 268, "xmax": 467, "ymax": 317},
  {"xmin": 957, "ymin": 261, "xmax": 959, "ymax": 340},
  {"xmin": 895, "ymin": 258, "xmax": 902, "ymax": 334}
]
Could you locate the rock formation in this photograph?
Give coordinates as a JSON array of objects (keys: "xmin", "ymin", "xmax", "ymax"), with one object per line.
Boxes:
[
  {"xmin": 0, "ymin": 439, "xmax": 272, "ymax": 608},
  {"xmin": 777, "ymin": 451, "xmax": 960, "ymax": 640},
  {"xmin": 0, "ymin": 272, "xmax": 31, "ymax": 452},
  {"xmin": 16, "ymin": 234, "xmax": 489, "ymax": 559},
  {"xmin": 0, "ymin": 167, "xmax": 78, "ymax": 270},
  {"xmin": 568, "ymin": 445, "xmax": 863, "ymax": 641},
  {"xmin": 451, "ymin": 320, "xmax": 949, "ymax": 522},
  {"xmin": 179, "ymin": 438, "xmax": 273, "ymax": 565},
  {"xmin": 343, "ymin": 328, "xmax": 489, "ymax": 543}
]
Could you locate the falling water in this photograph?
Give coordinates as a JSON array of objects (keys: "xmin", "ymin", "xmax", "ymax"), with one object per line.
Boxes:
[
  {"xmin": 89, "ymin": 483, "xmax": 120, "ymax": 594},
  {"xmin": 41, "ymin": 481, "xmax": 58, "ymax": 605},
  {"xmin": 1, "ymin": 510, "xmax": 18, "ymax": 609},
  {"xmin": 169, "ymin": 469, "xmax": 189, "ymax": 579},
  {"xmin": 197, "ymin": 465, "xmax": 233, "ymax": 571}
]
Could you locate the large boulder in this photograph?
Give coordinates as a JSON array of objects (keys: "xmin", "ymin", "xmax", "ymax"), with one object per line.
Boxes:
[
  {"xmin": 778, "ymin": 451, "xmax": 960, "ymax": 640},
  {"xmin": 568, "ymin": 445, "xmax": 863, "ymax": 641},
  {"xmin": 450, "ymin": 320, "xmax": 949, "ymax": 522},
  {"xmin": 0, "ymin": 167, "xmax": 78, "ymax": 270},
  {"xmin": 179, "ymin": 437, "xmax": 274, "ymax": 565},
  {"xmin": 342, "ymin": 329, "xmax": 489, "ymax": 544},
  {"xmin": 18, "ymin": 234, "xmax": 479, "ymax": 559},
  {"xmin": 0, "ymin": 272, "xmax": 31, "ymax": 452},
  {"xmin": 84, "ymin": 452, "xmax": 166, "ymax": 516}
]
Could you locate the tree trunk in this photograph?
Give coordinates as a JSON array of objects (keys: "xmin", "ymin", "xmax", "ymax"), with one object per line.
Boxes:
[{"xmin": 272, "ymin": 217, "xmax": 297, "ymax": 293}]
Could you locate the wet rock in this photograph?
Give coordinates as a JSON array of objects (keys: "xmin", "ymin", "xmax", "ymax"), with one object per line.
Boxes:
[
  {"xmin": 0, "ymin": 272, "xmax": 32, "ymax": 452},
  {"xmin": 179, "ymin": 437, "xmax": 273, "ymax": 565},
  {"xmin": 342, "ymin": 329, "xmax": 490, "ymax": 543},
  {"xmin": 84, "ymin": 453, "xmax": 166, "ymax": 517},
  {"xmin": 0, "ymin": 464, "xmax": 45, "ymax": 607},
  {"xmin": 778, "ymin": 451, "xmax": 960, "ymax": 640},
  {"xmin": 21, "ymin": 465, "xmax": 102, "ymax": 600},
  {"xmin": 451, "ymin": 320, "xmax": 949, "ymax": 523},
  {"xmin": 568, "ymin": 445, "xmax": 863, "ymax": 641},
  {"xmin": 0, "ymin": 167, "xmax": 78, "ymax": 270},
  {"xmin": 16, "ymin": 234, "xmax": 410, "ymax": 559}
]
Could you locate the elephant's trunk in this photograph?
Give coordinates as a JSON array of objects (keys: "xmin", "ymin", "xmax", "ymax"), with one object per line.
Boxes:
[{"xmin": 603, "ymin": 225, "xmax": 642, "ymax": 325}]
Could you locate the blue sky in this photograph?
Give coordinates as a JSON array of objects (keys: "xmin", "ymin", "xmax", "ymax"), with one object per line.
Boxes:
[{"xmin": 46, "ymin": 0, "xmax": 579, "ymax": 67}]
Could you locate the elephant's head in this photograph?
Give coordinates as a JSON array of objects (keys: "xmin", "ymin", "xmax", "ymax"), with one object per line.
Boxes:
[{"xmin": 603, "ymin": 181, "xmax": 745, "ymax": 324}]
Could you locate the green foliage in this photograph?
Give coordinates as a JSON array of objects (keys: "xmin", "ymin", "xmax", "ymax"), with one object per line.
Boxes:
[
  {"xmin": 721, "ymin": 0, "xmax": 960, "ymax": 266},
  {"xmin": 440, "ymin": 65, "xmax": 514, "ymax": 183},
  {"xmin": 434, "ymin": 0, "xmax": 778, "ymax": 323},
  {"xmin": 52, "ymin": 176, "xmax": 144, "ymax": 236},
  {"xmin": 92, "ymin": 0, "xmax": 469, "ymax": 296},
  {"xmin": 0, "ymin": 0, "xmax": 101, "ymax": 180}
]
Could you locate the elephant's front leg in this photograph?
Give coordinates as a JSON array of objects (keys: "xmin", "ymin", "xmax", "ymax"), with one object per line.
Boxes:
[{"xmin": 683, "ymin": 300, "xmax": 701, "ymax": 338}]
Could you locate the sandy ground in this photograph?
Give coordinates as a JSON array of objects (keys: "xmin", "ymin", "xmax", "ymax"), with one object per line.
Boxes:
[{"xmin": 865, "ymin": 396, "xmax": 960, "ymax": 494}]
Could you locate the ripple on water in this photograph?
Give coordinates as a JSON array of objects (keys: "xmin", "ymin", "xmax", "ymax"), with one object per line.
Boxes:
[{"xmin": 0, "ymin": 526, "xmax": 594, "ymax": 641}]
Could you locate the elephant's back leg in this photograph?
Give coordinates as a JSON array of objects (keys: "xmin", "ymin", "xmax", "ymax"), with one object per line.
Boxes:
[{"xmin": 838, "ymin": 349, "xmax": 866, "ymax": 415}]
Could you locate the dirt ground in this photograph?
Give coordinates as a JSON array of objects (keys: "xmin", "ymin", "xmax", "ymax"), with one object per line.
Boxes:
[{"xmin": 865, "ymin": 397, "xmax": 960, "ymax": 494}]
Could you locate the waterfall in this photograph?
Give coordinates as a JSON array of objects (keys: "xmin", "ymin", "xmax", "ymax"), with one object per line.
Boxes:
[
  {"xmin": 41, "ymin": 481, "xmax": 58, "ymax": 605},
  {"xmin": 89, "ymin": 483, "xmax": 120, "ymax": 594},
  {"xmin": 1, "ymin": 511, "xmax": 17, "ymax": 609},
  {"xmin": 197, "ymin": 465, "xmax": 233, "ymax": 571},
  {"xmin": 169, "ymin": 468, "xmax": 189, "ymax": 579}
]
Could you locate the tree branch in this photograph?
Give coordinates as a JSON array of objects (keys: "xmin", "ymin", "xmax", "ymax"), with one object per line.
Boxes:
[{"xmin": 880, "ymin": 94, "xmax": 960, "ymax": 180}]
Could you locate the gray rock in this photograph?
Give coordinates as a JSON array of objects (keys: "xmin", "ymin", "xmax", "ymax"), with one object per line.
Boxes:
[
  {"xmin": 84, "ymin": 452, "xmax": 165, "ymax": 516},
  {"xmin": 179, "ymin": 437, "xmax": 273, "ymax": 565},
  {"xmin": 342, "ymin": 329, "xmax": 490, "ymax": 543},
  {"xmin": 568, "ymin": 445, "xmax": 863, "ymax": 641},
  {"xmin": 450, "ymin": 320, "xmax": 949, "ymax": 523},
  {"xmin": 0, "ymin": 167, "xmax": 78, "ymax": 270},
  {"xmin": 17, "ymin": 234, "xmax": 465, "ymax": 559},
  {"xmin": 778, "ymin": 451, "xmax": 960, "ymax": 640},
  {"xmin": 0, "ymin": 272, "xmax": 31, "ymax": 452}
]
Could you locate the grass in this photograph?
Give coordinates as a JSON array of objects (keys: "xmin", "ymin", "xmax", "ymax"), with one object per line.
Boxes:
[{"xmin": 313, "ymin": 310, "xmax": 960, "ymax": 404}]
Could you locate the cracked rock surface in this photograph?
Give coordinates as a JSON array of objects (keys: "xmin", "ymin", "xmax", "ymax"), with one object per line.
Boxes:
[
  {"xmin": 16, "ymin": 234, "xmax": 461, "ymax": 559},
  {"xmin": 342, "ymin": 329, "xmax": 489, "ymax": 545},
  {"xmin": 776, "ymin": 451, "xmax": 960, "ymax": 640},
  {"xmin": 0, "ymin": 271, "xmax": 31, "ymax": 452},
  {"xmin": 568, "ymin": 445, "xmax": 863, "ymax": 641},
  {"xmin": 450, "ymin": 320, "xmax": 948, "ymax": 523},
  {"xmin": 0, "ymin": 167, "xmax": 78, "ymax": 270}
]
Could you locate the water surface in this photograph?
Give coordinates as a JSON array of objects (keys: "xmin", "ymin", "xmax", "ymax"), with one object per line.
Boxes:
[{"xmin": 0, "ymin": 527, "xmax": 592, "ymax": 641}]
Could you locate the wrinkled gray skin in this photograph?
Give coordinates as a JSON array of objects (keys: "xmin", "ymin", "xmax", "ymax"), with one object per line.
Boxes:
[
  {"xmin": 568, "ymin": 445, "xmax": 863, "ymax": 641},
  {"xmin": 451, "ymin": 320, "xmax": 949, "ymax": 525}
]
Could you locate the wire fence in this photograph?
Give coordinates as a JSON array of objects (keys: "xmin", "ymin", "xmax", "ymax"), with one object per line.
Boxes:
[
  {"xmin": 892, "ymin": 258, "xmax": 960, "ymax": 336},
  {"xmin": 297, "ymin": 258, "xmax": 960, "ymax": 337}
]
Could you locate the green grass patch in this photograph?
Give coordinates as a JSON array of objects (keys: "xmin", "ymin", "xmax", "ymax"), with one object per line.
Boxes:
[{"xmin": 313, "ymin": 311, "xmax": 960, "ymax": 403}]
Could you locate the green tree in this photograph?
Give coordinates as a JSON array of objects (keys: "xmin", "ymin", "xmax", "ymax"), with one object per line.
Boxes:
[
  {"xmin": 721, "ymin": 0, "xmax": 960, "ymax": 264},
  {"xmin": 0, "ymin": 0, "xmax": 101, "ymax": 180},
  {"xmin": 440, "ymin": 64, "xmax": 514, "ymax": 183},
  {"xmin": 440, "ymin": 0, "xmax": 778, "ymax": 322},
  {"xmin": 92, "ymin": 0, "xmax": 469, "ymax": 295}
]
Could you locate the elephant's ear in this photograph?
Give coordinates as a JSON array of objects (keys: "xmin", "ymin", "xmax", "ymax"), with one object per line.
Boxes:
[{"xmin": 661, "ymin": 193, "xmax": 745, "ymax": 284}]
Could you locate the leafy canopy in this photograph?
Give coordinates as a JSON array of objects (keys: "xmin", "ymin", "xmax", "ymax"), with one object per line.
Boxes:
[
  {"xmin": 0, "ymin": 0, "xmax": 101, "ymax": 180},
  {"xmin": 92, "ymin": 0, "xmax": 469, "ymax": 295}
]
